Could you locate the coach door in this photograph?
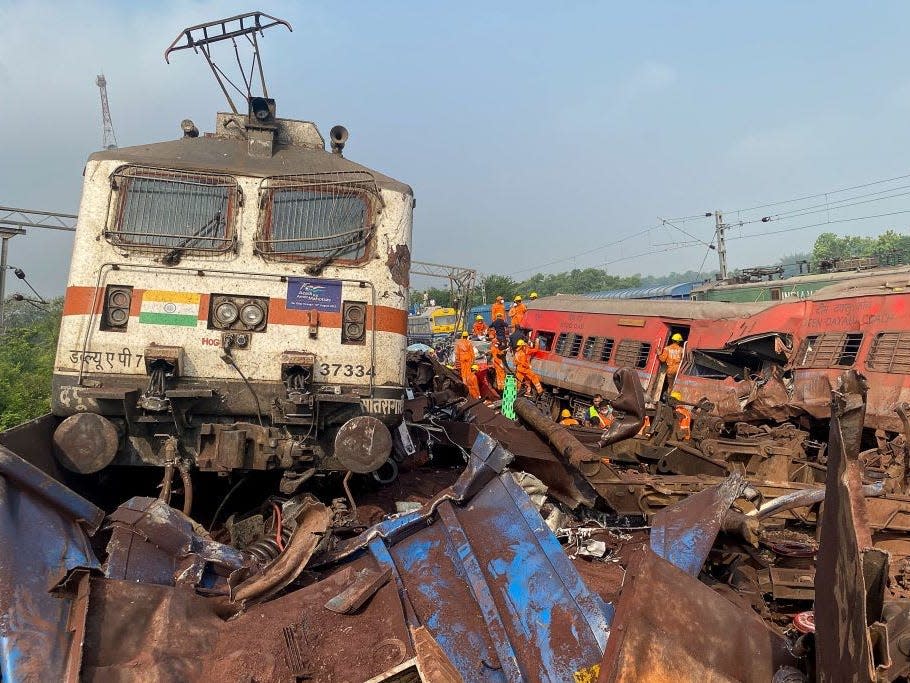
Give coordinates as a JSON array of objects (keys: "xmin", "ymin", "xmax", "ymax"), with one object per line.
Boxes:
[{"xmin": 649, "ymin": 324, "xmax": 690, "ymax": 402}]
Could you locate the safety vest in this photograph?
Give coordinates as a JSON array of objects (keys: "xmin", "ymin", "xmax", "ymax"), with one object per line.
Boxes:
[{"xmin": 588, "ymin": 404, "xmax": 607, "ymax": 428}]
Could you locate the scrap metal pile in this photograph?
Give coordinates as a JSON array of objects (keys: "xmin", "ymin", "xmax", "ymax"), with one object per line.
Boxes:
[{"xmin": 3, "ymin": 355, "xmax": 910, "ymax": 681}]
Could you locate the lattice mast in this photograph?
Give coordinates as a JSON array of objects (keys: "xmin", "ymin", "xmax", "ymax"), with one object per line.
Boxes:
[{"xmin": 95, "ymin": 74, "xmax": 118, "ymax": 150}]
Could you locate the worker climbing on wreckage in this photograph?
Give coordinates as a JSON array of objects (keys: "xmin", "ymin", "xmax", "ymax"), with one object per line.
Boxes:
[
  {"xmin": 659, "ymin": 332, "xmax": 685, "ymax": 390},
  {"xmin": 668, "ymin": 390, "xmax": 692, "ymax": 441},
  {"xmin": 514, "ymin": 338, "xmax": 543, "ymax": 396},
  {"xmin": 454, "ymin": 331, "xmax": 475, "ymax": 387},
  {"xmin": 471, "ymin": 314, "xmax": 486, "ymax": 339},
  {"xmin": 465, "ymin": 363, "xmax": 481, "ymax": 399}
]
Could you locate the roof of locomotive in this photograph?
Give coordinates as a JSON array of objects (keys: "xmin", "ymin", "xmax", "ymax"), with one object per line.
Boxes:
[
  {"xmin": 88, "ymin": 114, "xmax": 412, "ymax": 195},
  {"xmin": 525, "ymin": 294, "xmax": 773, "ymax": 320}
]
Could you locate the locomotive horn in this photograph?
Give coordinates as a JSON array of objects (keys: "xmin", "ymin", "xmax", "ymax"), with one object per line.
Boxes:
[{"xmin": 330, "ymin": 125, "xmax": 348, "ymax": 155}]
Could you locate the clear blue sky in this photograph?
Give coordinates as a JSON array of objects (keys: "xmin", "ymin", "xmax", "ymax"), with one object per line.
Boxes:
[{"xmin": 2, "ymin": 0, "xmax": 910, "ymax": 294}]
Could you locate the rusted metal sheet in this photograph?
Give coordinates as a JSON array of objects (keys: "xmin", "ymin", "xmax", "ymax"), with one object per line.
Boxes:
[
  {"xmin": 80, "ymin": 432, "xmax": 611, "ymax": 681},
  {"xmin": 323, "ymin": 432, "xmax": 612, "ymax": 681},
  {"xmin": 104, "ymin": 496, "xmax": 247, "ymax": 589},
  {"xmin": 597, "ymin": 547, "xmax": 797, "ymax": 682},
  {"xmin": 599, "ymin": 367, "xmax": 646, "ymax": 447},
  {"xmin": 650, "ymin": 473, "xmax": 747, "ymax": 576},
  {"xmin": 815, "ymin": 371, "xmax": 890, "ymax": 681},
  {"xmin": 456, "ymin": 400, "xmax": 596, "ymax": 508},
  {"xmin": 0, "ymin": 442, "xmax": 102, "ymax": 682}
]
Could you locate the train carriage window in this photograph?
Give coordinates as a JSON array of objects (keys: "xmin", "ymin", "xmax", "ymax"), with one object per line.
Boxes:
[
  {"xmin": 868, "ymin": 332, "xmax": 910, "ymax": 373},
  {"xmin": 581, "ymin": 336, "xmax": 615, "ymax": 362},
  {"xmin": 257, "ymin": 172, "xmax": 381, "ymax": 262},
  {"xmin": 107, "ymin": 168, "xmax": 237, "ymax": 254},
  {"xmin": 568, "ymin": 334, "xmax": 583, "ymax": 357},
  {"xmin": 536, "ymin": 331, "xmax": 555, "ymax": 351},
  {"xmin": 797, "ymin": 332, "xmax": 863, "ymax": 368},
  {"xmin": 582, "ymin": 336, "xmax": 596, "ymax": 359},
  {"xmin": 614, "ymin": 339, "xmax": 651, "ymax": 369},
  {"xmin": 555, "ymin": 333, "xmax": 569, "ymax": 355}
]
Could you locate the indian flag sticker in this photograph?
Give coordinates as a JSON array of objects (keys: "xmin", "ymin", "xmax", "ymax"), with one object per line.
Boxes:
[{"xmin": 139, "ymin": 290, "xmax": 201, "ymax": 327}]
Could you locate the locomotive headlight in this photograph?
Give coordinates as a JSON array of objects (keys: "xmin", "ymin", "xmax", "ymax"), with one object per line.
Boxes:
[
  {"xmin": 240, "ymin": 303, "xmax": 265, "ymax": 327},
  {"xmin": 214, "ymin": 300, "xmax": 240, "ymax": 326}
]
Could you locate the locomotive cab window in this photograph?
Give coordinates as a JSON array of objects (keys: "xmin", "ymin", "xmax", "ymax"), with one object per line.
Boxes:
[
  {"xmin": 106, "ymin": 167, "xmax": 237, "ymax": 255},
  {"xmin": 257, "ymin": 172, "xmax": 381, "ymax": 262}
]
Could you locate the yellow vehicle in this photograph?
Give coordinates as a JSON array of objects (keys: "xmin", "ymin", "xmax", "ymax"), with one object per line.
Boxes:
[{"xmin": 429, "ymin": 307, "xmax": 459, "ymax": 335}]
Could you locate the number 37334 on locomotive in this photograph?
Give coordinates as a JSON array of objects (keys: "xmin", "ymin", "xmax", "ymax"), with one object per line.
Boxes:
[{"xmin": 50, "ymin": 106, "xmax": 414, "ymax": 484}]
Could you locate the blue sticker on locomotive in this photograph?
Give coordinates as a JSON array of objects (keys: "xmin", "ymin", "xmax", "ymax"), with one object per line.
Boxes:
[{"xmin": 286, "ymin": 278, "xmax": 342, "ymax": 312}]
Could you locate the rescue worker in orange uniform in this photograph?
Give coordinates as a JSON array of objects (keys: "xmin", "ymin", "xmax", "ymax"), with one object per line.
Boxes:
[
  {"xmin": 514, "ymin": 339, "xmax": 543, "ymax": 395},
  {"xmin": 559, "ymin": 408, "xmax": 579, "ymax": 426},
  {"xmin": 465, "ymin": 363, "xmax": 481, "ymax": 399},
  {"xmin": 471, "ymin": 315, "xmax": 486, "ymax": 338},
  {"xmin": 454, "ymin": 331, "xmax": 475, "ymax": 387},
  {"xmin": 509, "ymin": 295, "xmax": 527, "ymax": 329},
  {"xmin": 659, "ymin": 333, "xmax": 685, "ymax": 389},
  {"xmin": 491, "ymin": 296, "xmax": 506, "ymax": 323},
  {"xmin": 669, "ymin": 390, "xmax": 691, "ymax": 441},
  {"xmin": 489, "ymin": 339, "xmax": 507, "ymax": 391}
]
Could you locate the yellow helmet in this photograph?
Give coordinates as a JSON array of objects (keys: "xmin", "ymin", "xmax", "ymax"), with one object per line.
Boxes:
[
  {"xmin": 671, "ymin": 333, "xmax": 684, "ymax": 342},
  {"xmin": 530, "ymin": 291, "xmax": 538, "ymax": 299},
  {"xmin": 461, "ymin": 331, "xmax": 469, "ymax": 338},
  {"xmin": 670, "ymin": 391, "xmax": 683, "ymax": 401},
  {"xmin": 471, "ymin": 364, "xmax": 478, "ymax": 371},
  {"xmin": 496, "ymin": 313, "xmax": 504, "ymax": 319},
  {"xmin": 514, "ymin": 295, "xmax": 522, "ymax": 302},
  {"xmin": 475, "ymin": 315, "xmax": 483, "ymax": 320},
  {"xmin": 560, "ymin": 408, "xmax": 571, "ymax": 418},
  {"xmin": 516, "ymin": 339, "xmax": 526, "ymax": 347}
]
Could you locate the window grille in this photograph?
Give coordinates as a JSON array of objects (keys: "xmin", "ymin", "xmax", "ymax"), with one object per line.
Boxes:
[
  {"xmin": 257, "ymin": 172, "xmax": 380, "ymax": 261},
  {"xmin": 797, "ymin": 333, "xmax": 863, "ymax": 368},
  {"xmin": 614, "ymin": 339, "xmax": 651, "ymax": 368},
  {"xmin": 107, "ymin": 167, "xmax": 237, "ymax": 254},
  {"xmin": 555, "ymin": 333, "xmax": 569, "ymax": 355},
  {"xmin": 868, "ymin": 332, "xmax": 910, "ymax": 373},
  {"xmin": 582, "ymin": 337, "xmax": 596, "ymax": 360},
  {"xmin": 567, "ymin": 334, "xmax": 583, "ymax": 357},
  {"xmin": 583, "ymin": 336, "xmax": 615, "ymax": 362}
]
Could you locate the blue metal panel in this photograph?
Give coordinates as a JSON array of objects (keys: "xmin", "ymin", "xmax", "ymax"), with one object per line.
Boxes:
[
  {"xmin": 358, "ymin": 434, "xmax": 612, "ymax": 681},
  {"xmin": 0, "ymin": 446, "xmax": 101, "ymax": 682}
]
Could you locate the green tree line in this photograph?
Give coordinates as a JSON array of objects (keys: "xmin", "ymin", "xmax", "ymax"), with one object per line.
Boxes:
[
  {"xmin": 0, "ymin": 298, "xmax": 63, "ymax": 429},
  {"xmin": 412, "ymin": 229, "xmax": 910, "ymax": 307}
]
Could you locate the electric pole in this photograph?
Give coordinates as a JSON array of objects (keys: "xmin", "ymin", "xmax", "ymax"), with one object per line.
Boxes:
[
  {"xmin": 96, "ymin": 74, "xmax": 119, "ymax": 150},
  {"xmin": 714, "ymin": 210, "xmax": 728, "ymax": 280}
]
